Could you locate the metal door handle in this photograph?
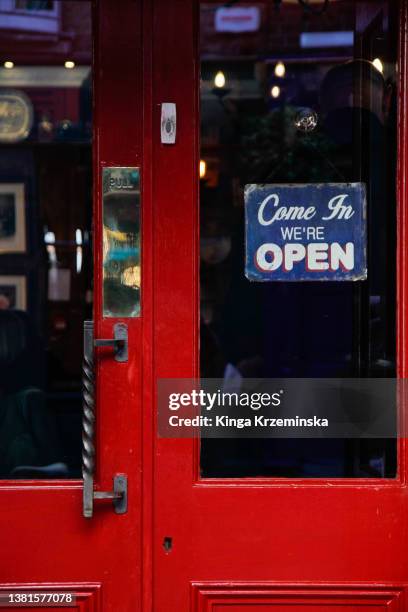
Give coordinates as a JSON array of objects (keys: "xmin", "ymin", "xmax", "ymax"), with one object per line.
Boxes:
[
  {"xmin": 94, "ymin": 323, "xmax": 128, "ymax": 362},
  {"xmin": 82, "ymin": 320, "xmax": 128, "ymax": 518}
]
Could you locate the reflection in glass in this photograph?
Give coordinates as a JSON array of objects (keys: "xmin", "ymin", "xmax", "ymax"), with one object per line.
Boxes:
[
  {"xmin": 200, "ymin": 0, "xmax": 398, "ymax": 478},
  {"xmin": 0, "ymin": 0, "xmax": 92, "ymax": 478},
  {"xmin": 102, "ymin": 167, "xmax": 141, "ymax": 318}
]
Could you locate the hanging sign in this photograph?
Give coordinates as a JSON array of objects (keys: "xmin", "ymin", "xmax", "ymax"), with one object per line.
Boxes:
[
  {"xmin": 215, "ymin": 7, "xmax": 261, "ymax": 32},
  {"xmin": 245, "ymin": 183, "xmax": 367, "ymax": 282}
]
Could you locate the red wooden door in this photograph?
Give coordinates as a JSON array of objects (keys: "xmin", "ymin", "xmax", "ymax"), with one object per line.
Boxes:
[
  {"xmin": 0, "ymin": 1, "xmax": 142, "ymax": 610},
  {"xmin": 148, "ymin": 0, "xmax": 408, "ymax": 610}
]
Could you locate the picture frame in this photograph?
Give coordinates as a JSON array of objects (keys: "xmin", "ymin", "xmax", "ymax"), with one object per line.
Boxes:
[
  {"xmin": 0, "ymin": 275, "xmax": 27, "ymax": 310},
  {"xmin": 0, "ymin": 183, "xmax": 26, "ymax": 254}
]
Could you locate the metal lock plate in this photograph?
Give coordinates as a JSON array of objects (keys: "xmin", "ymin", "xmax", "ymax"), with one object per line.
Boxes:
[{"xmin": 161, "ymin": 103, "xmax": 176, "ymax": 144}]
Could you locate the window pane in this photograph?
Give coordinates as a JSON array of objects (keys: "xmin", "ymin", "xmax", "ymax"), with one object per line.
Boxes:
[
  {"xmin": 0, "ymin": 0, "xmax": 91, "ymax": 478},
  {"xmin": 200, "ymin": 0, "xmax": 398, "ymax": 478}
]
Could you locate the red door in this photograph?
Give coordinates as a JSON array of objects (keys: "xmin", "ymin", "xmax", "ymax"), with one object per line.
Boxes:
[
  {"xmin": 149, "ymin": 0, "xmax": 408, "ymax": 610},
  {"xmin": 1, "ymin": 1, "xmax": 407, "ymax": 611},
  {"xmin": 0, "ymin": 1, "xmax": 142, "ymax": 610}
]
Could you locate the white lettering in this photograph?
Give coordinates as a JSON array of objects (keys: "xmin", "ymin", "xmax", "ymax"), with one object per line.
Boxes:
[
  {"xmin": 257, "ymin": 194, "xmax": 279, "ymax": 226},
  {"xmin": 256, "ymin": 243, "xmax": 283, "ymax": 271},
  {"xmin": 257, "ymin": 193, "xmax": 317, "ymax": 226},
  {"xmin": 330, "ymin": 242, "xmax": 354, "ymax": 271},
  {"xmin": 254, "ymin": 242, "xmax": 355, "ymax": 273},
  {"xmin": 322, "ymin": 194, "xmax": 355, "ymax": 220},
  {"xmin": 306, "ymin": 226, "xmax": 325, "ymax": 240},
  {"xmin": 284, "ymin": 243, "xmax": 306, "ymax": 271},
  {"xmin": 307, "ymin": 243, "xmax": 329, "ymax": 271},
  {"xmin": 281, "ymin": 226, "xmax": 302, "ymax": 240}
]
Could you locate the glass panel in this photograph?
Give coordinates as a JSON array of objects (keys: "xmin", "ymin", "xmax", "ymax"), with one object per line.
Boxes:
[
  {"xmin": 200, "ymin": 0, "xmax": 398, "ymax": 478},
  {"xmin": 102, "ymin": 167, "xmax": 141, "ymax": 318},
  {"xmin": 0, "ymin": 0, "xmax": 91, "ymax": 478}
]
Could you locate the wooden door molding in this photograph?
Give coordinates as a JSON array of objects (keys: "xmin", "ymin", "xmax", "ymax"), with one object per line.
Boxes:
[{"xmin": 192, "ymin": 583, "xmax": 405, "ymax": 611}]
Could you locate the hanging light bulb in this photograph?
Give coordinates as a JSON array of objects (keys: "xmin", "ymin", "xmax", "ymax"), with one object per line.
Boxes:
[
  {"xmin": 199, "ymin": 160, "xmax": 207, "ymax": 179},
  {"xmin": 214, "ymin": 71, "xmax": 226, "ymax": 88},
  {"xmin": 372, "ymin": 58, "xmax": 384, "ymax": 74},
  {"xmin": 271, "ymin": 85, "xmax": 281, "ymax": 99},
  {"xmin": 274, "ymin": 61, "xmax": 286, "ymax": 78}
]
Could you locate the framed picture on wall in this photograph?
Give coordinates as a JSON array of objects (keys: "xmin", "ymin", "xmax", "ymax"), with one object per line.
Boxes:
[
  {"xmin": 0, "ymin": 275, "xmax": 27, "ymax": 310},
  {"xmin": 0, "ymin": 183, "xmax": 26, "ymax": 253}
]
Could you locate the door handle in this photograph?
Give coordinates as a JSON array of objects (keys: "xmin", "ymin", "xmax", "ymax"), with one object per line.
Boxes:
[
  {"xmin": 82, "ymin": 320, "xmax": 128, "ymax": 518},
  {"xmin": 94, "ymin": 323, "xmax": 128, "ymax": 362}
]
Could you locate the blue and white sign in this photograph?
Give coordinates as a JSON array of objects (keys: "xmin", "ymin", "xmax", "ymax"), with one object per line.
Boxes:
[{"xmin": 245, "ymin": 183, "xmax": 367, "ymax": 282}]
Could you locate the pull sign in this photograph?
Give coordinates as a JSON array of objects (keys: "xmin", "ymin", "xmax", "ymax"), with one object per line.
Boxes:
[
  {"xmin": 102, "ymin": 167, "xmax": 141, "ymax": 317},
  {"xmin": 161, "ymin": 103, "xmax": 176, "ymax": 144}
]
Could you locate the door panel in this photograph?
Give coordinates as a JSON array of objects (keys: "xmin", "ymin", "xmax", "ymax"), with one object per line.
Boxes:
[
  {"xmin": 0, "ymin": 1, "xmax": 142, "ymax": 610},
  {"xmin": 151, "ymin": 0, "xmax": 408, "ymax": 609},
  {"xmin": 0, "ymin": 585, "xmax": 100, "ymax": 611},
  {"xmin": 192, "ymin": 584, "xmax": 404, "ymax": 611},
  {"xmin": 199, "ymin": 0, "xmax": 397, "ymax": 479}
]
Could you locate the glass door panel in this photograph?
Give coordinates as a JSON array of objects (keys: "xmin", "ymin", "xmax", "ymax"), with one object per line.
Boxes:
[
  {"xmin": 0, "ymin": 0, "xmax": 92, "ymax": 478},
  {"xmin": 199, "ymin": 0, "xmax": 398, "ymax": 478}
]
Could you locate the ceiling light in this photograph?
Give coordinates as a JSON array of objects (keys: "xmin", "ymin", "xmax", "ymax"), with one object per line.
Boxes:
[
  {"xmin": 3, "ymin": 61, "xmax": 14, "ymax": 69},
  {"xmin": 44, "ymin": 231, "xmax": 56, "ymax": 244},
  {"xmin": 271, "ymin": 85, "xmax": 281, "ymax": 99},
  {"xmin": 274, "ymin": 61, "xmax": 286, "ymax": 78},
  {"xmin": 64, "ymin": 60, "xmax": 75, "ymax": 69},
  {"xmin": 199, "ymin": 160, "xmax": 207, "ymax": 179},
  {"xmin": 372, "ymin": 58, "xmax": 384, "ymax": 74},
  {"xmin": 214, "ymin": 71, "xmax": 226, "ymax": 88}
]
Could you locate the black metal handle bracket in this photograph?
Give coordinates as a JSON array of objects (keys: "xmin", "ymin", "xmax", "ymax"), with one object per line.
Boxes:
[
  {"xmin": 94, "ymin": 323, "xmax": 128, "ymax": 362},
  {"xmin": 93, "ymin": 475, "xmax": 128, "ymax": 514}
]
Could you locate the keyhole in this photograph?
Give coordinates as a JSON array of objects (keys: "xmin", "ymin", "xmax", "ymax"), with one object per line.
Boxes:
[{"xmin": 163, "ymin": 536, "xmax": 172, "ymax": 552}]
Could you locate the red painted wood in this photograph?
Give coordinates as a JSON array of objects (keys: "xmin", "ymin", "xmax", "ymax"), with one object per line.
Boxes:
[
  {"xmin": 0, "ymin": 584, "xmax": 101, "ymax": 611},
  {"xmin": 150, "ymin": 0, "xmax": 408, "ymax": 610},
  {"xmin": 0, "ymin": 1, "xmax": 407, "ymax": 610},
  {"xmin": 193, "ymin": 583, "xmax": 405, "ymax": 611},
  {"xmin": 0, "ymin": 2, "xmax": 142, "ymax": 610}
]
